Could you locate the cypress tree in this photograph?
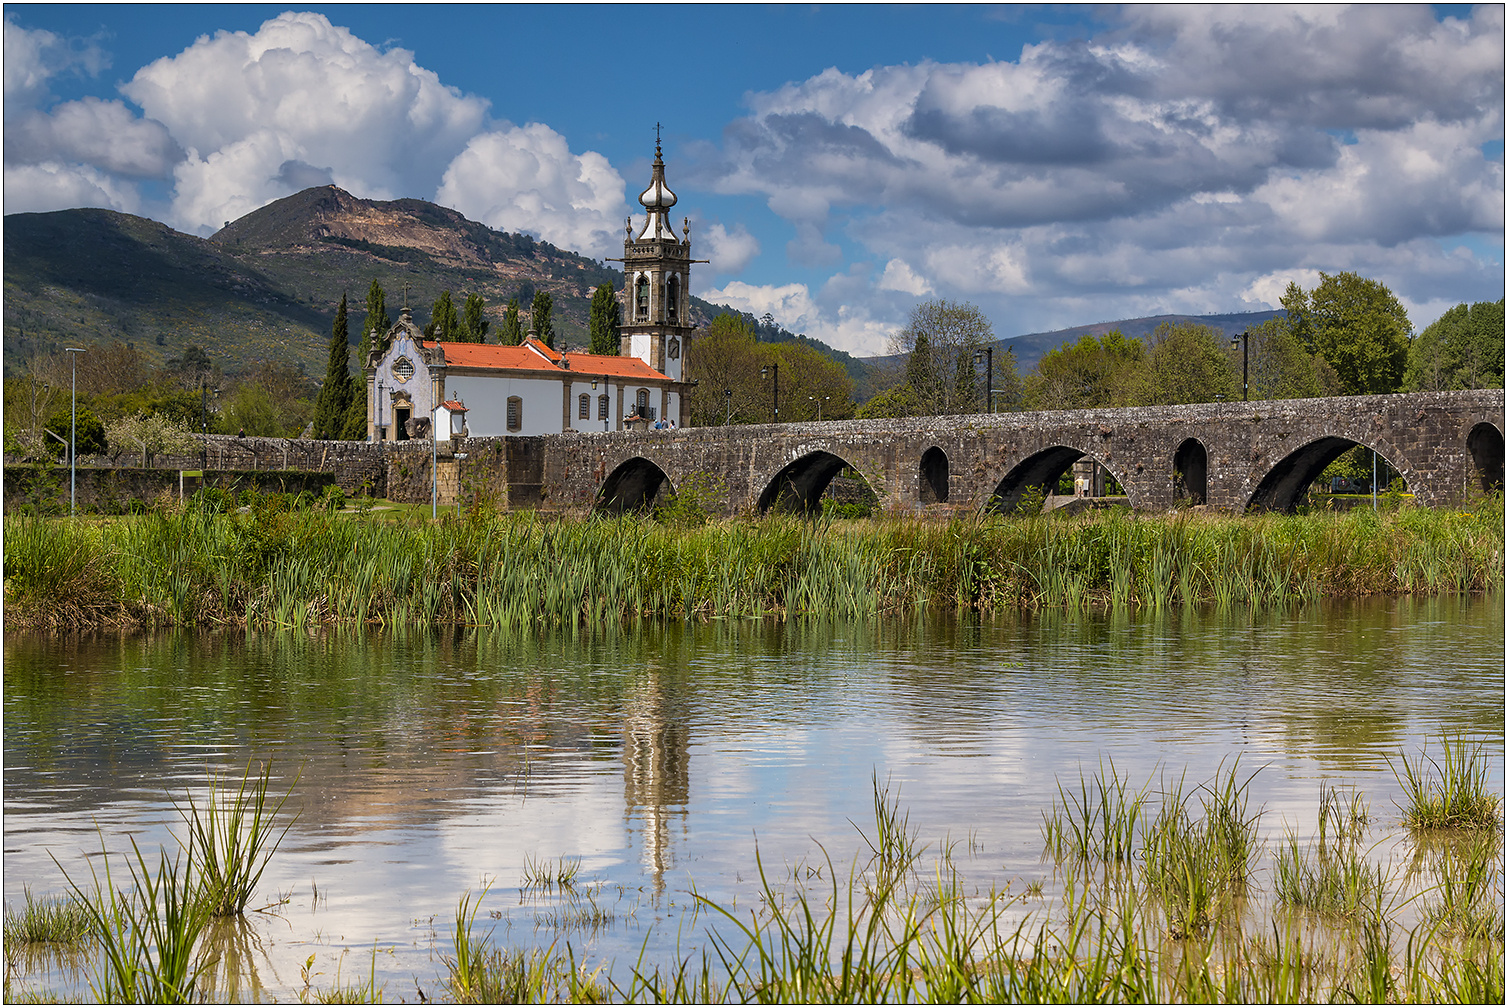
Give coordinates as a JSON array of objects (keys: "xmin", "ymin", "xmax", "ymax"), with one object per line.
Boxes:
[
  {"xmin": 459, "ymin": 292, "xmax": 490, "ymax": 343},
  {"xmin": 589, "ymin": 283, "xmax": 620, "ymax": 355},
  {"xmin": 531, "ymin": 291, "xmax": 555, "ymax": 348},
  {"xmin": 425, "ymin": 290, "xmax": 458, "ymax": 341},
  {"xmin": 313, "ymin": 294, "xmax": 352, "ymax": 439},
  {"xmin": 360, "ymin": 280, "xmax": 389, "ymax": 362},
  {"xmin": 499, "ymin": 298, "xmax": 524, "ymax": 345}
]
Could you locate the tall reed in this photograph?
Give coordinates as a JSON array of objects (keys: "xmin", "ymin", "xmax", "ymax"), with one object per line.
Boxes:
[{"xmin": 176, "ymin": 760, "xmax": 300, "ymax": 917}]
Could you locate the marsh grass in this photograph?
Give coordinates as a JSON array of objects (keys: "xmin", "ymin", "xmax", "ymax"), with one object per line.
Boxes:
[
  {"xmin": 1274, "ymin": 833, "xmax": 1390, "ymax": 918},
  {"xmin": 1042, "ymin": 758, "xmax": 1150, "ymax": 862},
  {"xmin": 53, "ymin": 835, "xmax": 214, "ymax": 1004},
  {"xmin": 5, "ymin": 503, "xmax": 1499, "ymax": 631},
  {"xmin": 1390, "ymin": 735, "xmax": 1501, "ymax": 830},
  {"xmin": 521, "ymin": 855, "xmax": 582, "ymax": 891},
  {"xmin": 177, "ymin": 760, "xmax": 300, "ymax": 916},
  {"xmin": 2, "ymin": 888, "xmax": 96, "ymax": 946}
]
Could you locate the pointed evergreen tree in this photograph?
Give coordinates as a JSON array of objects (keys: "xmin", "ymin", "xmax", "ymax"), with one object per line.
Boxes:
[
  {"xmin": 342, "ymin": 281, "xmax": 388, "ymax": 440},
  {"xmin": 530, "ymin": 290, "xmax": 555, "ymax": 348},
  {"xmin": 458, "ymin": 292, "xmax": 490, "ymax": 343},
  {"xmin": 499, "ymin": 298, "xmax": 524, "ymax": 345},
  {"xmin": 313, "ymin": 294, "xmax": 353, "ymax": 439},
  {"xmin": 425, "ymin": 290, "xmax": 458, "ymax": 341},
  {"xmin": 589, "ymin": 283, "xmax": 621, "ymax": 355}
]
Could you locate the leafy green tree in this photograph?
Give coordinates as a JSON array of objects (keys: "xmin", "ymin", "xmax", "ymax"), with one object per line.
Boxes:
[
  {"xmin": 530, "ymin": 291, "xmax": 555, "ymax": 348},
  {"xmin": 1283, "ymin": 272, "xmax": 1410, "ymax": 395},
  {"xmin": 499, "ymin": 298, "xmax": 524, "ymax": 346},
  {"xmin": 425, "ymin": 290, "xmax": 459, "ymax": 341},
  {"xmin": 105, "ymin": 412, "xmax": 196, "ymax": 464},
  {"xmin": 855, "ymin": 383, "xmax": 920, "ymax": 420},
  {"xmin": 1404, "ymin": 299, "xmax": 1505, "ymax": 392},
  {"xmin": 41, "ymin": 403, "xmax": 106, "ymax": 456},
  {"xmin": 312, "ymin": 295, "xmax": 353, "ymax": 439},
  {"xmin": 1024, "ymin": 331, "xmax": 1145, "ymax": 410},
  {"xmin": 890, "ymin": 299, "xmax": 994, "ymax": 415},
  {"xmin": 684, "ymin": 314, "xmax": 855, "ymax": 425},
  {"xmin": 1139, "ymin": 322, "xmax": 1237, "ymax": 405},
  {"xmin": 1240, "ymin": 317, "xmax": 1326, "ymax": 400},
  {"xmin": 589, "ymin": 283, "xmax": 621, "ymax": 355},
  {"xmin": 457, "ymin": 292, "xmax": 490, "ymax": 344}
]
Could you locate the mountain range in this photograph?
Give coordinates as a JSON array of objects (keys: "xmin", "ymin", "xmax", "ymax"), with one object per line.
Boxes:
[{"xmin": 4, "ymin": 187, "xmax": 1281, "ymax": 394}]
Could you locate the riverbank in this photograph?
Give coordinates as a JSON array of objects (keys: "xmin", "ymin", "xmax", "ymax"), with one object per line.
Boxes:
[{"xmin": 3, "ymin": 500, "xmax": 1501, "ymax": 631}]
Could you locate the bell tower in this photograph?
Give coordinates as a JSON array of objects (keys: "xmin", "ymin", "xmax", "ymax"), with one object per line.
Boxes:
[{"xmin": 619, "ymin": 127, "xmax": 698, "ymax": 383}]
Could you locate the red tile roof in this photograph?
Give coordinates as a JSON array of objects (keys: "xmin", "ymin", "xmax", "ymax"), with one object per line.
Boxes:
[{"xmin": 423, "ymin": 338, "xmax": 671, "ymax": 381}]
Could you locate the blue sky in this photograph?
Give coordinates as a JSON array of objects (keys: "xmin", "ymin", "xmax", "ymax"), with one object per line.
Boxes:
[{"xmin": 6, "ymin": 4, "xmax": 1503, "ymax": 355}]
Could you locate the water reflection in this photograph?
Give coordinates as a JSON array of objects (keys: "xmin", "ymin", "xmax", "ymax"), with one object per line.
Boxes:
[{"xmin": 3, "ymin": 596, "xmax": 1501, "ymax": 1001}]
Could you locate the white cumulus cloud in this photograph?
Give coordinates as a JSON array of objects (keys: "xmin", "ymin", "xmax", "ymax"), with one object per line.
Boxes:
[
  {"xmin": 699, "ymin": 221, "xmax": 760, "ymax": 275},
  {"xmin": 435, "ymin": 123, "xmax": 626, "ymax": 259}
]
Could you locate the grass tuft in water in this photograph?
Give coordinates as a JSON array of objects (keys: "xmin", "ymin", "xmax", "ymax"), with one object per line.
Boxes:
[
  {"xmin": 521, "ymin": 854, "xmax": 582, "ymax": 891},
  {"xmin": 1042, "ymin": 758, "xmax": 1150, "ymax": 862},
  {"xmin": 1389, "ymin": 735, "xmax": 1501, "ymax": 830},
  {"xmin": 2, "ymin": 887, "xmax": 97, "ymax": 946},
  {"xmin": 177, "ymin": 760, "xmax": 300, "ymax": 917}
]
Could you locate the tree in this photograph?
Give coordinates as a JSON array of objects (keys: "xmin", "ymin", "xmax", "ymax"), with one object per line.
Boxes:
[
  {"xmin": 1404, "ymin": 299, "xmax": 1505, "ymax": 392},
  {"xmin": 530, "ymin": 291, "xmax": 555, "ymax": 348},
  {"xmin": 425, "ymin": 290, "xmax": 458, "ymax": 341},
  {"xmin": 589, "ymin": 283, "xmax": 621, "ymax": 355},
  {"xmin": 1283, "ymin": 271, "xmax": 1410, "ymax": 395},
  {"xmin": 312, "ymin": 294, "xmax": 353, "ymax": 439},
  {"xmin": 105, "ymin": 412, "xmax": 196, "ymax": 465},
  {"xmin": 457, "ymin": 292, "xmax": 490, "ymax": 344},
  {"xmin": 1138, "ymin": 322, "xmax": 1237, "ymax": 405},
  {"xmin": 360, "ymin": 280, "xmax": 389, "ymax": 363},
  {"xmin": 684, "ymin": 314, "xmax": 856, "ymax": 426},
  {"xmin": 499, "ymin": 298, "xmax": 524, "ymax": 346},
  {"xmin": 1241, "ymin": 317, "xmax": 1326, "ymax": 400},
  {"xmin": 889, "ymin": 299, "xmax": 995, "ymax": 416},
  {"xmin": 1023, "ymin": 331, "xmax": 1145, "ymax": 410}
]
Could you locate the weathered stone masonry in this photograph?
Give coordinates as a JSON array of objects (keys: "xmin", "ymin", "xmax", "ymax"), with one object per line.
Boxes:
[{"xmin": 5, "ymin": 390, "xmax": 1501, "ymax": 515}]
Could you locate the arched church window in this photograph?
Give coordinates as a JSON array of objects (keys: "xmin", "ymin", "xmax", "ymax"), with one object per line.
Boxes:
[
  {"xmin": 579, "ymin": 394, "xmax": 590, "ymax": 420},
  {"xmin": 635, "ymin": 276, "xmax": 649, "ymax": 320},
  {"xmin": 598, "ymin": 395, "xmax": 610, "ymax": 420},
  {"xmin": 667, "ymin": 275, "xmax": 680, "ymax": 323}
]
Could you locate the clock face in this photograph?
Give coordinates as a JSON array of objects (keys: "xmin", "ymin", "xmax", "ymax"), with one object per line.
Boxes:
[
  {"xmin": 393, "ymin": 356, "xmax": 414, "ymax": 382},
  {"xmin": 667, "ymin": 338, "xmax": 680, "ymax": 360}
]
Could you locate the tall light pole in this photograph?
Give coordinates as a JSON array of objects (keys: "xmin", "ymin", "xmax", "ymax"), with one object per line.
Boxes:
[
  {"xmin": 973, "ymin": 346, "xmax": 994, "ymax": 414},
  {"xmin": 723, "ymin": 388, "xmax": 733, "ymax": 425},
  {"xmin": 760, "ymin": 363, "xmax": 779, "ymax": 422},
  {"xmin": 432, "ymin": 401, "xmax": 442, "ymax": 520},
  {"xmin": 1230, "ymin": 330, "xmax": 1249, "ymax": 401},
  {"xmin": 64, "ymin": 347, "xmax": 84, "ymax": 516}
]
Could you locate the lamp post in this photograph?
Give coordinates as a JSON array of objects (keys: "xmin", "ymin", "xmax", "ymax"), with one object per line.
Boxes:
[
  {"xmin": 723, "ymin": 388, "xmax": 733, "ymax": 425},
  {"xmin": 375, "ymin": 377, "xmax": 385, "ymax": 441},
  {"xmin": 1230, "ymin": 330, "xmax": 1249, "ymax": 401},
  {"xmin": 64, "ymin": 347, "xmax": 84, "ymax": 516},
  {"xmin": 432, "ymin": 400, "xmax": 443, "ymax": 520},
  {"xmin": 972, "ymin": 346, "xmax": 994, "ymax": 414},
  {"xmin": 200, "ymin": 379, "xmax": 219, "ymax": 469},
  {"xmin": 760, "ymin": 363, "xmax": 779, "ymax": 422},
  {"xmin": 808, "ymin": 394, "xmax": 829, "ymax": 422}
]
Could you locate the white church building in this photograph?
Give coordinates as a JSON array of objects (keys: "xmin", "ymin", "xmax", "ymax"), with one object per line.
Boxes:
[{"xmin": 364, "ymin": 137, "xmax": 698, "ymax": 441}]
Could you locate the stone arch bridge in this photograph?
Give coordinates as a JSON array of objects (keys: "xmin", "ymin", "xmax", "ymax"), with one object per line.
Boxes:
[{"xmin": 535, "ymin": 390, "xmax": 1502, "ymax": 516}]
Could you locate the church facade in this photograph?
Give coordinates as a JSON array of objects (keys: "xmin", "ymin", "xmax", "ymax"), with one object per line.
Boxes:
[{"xmin": 363, "ymin": 136, "xmax": 698, "ymax": 441}]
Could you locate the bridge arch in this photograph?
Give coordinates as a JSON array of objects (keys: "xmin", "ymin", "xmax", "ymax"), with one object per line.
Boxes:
[
  {"xmin": 984, "ymin": 445, "xmax": 1128, "ymax": 514},
  {"xmin": 919, "ymin": 446, "xmax": 949, "ymax": 504},
  {"xmin": 1173, "ymin": 438, "xmax": 1209, "ymax": 505},
  {"xmin": 1245, "ymin": 437, "xmax": 1405, "ymax": 513},
  {"xmin": 594, "ymin": 456, "xmax": 672, "ymax": 515},
  {"xmin": 1467, "ymin": 422, "xmax": 1504, "ymax": 493},
  {"xmin": 757, "ymin": 450, "xmax": 873, "ymax": 515}
]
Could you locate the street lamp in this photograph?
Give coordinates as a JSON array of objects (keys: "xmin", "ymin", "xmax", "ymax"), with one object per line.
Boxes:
[
  {"xmin": 1230, "ymin": 330, "xmax": 1249, "ymax": 401},
  {"xmin": 723, "ymin": 388, "xmax": 733, "ymax": 425},
  {"xmin": 200, "ymin": 379, "xmax": 219, "ymax": 468},
  {"xmin": 808, "ymin": 394, "xmax": 829, "ymax": 422},
  {"xmin": 432, "ymin": 399, "xmax": 443, "ymax": 520},
  {"xmin": 64, "ymin": 347, "xmax": 84, "ymax": 516},
  {"xmin": 972, "ymin": 346, "xmax": 994, "ymax": 414},
  {"xmin": 760, "ymin": 363, "xmax": 779, "ymax": 422}
]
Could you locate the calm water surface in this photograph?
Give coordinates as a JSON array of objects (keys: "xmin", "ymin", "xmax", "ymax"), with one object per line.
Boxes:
[{"xmin": 4, "ymin": 596, "xmax": 1502, "ymax": 1001}]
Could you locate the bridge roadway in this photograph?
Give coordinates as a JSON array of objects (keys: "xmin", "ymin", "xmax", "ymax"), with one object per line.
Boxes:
[{"xmin": 536, "ymin": 389, "xmax": 1504, "ymax": 516}]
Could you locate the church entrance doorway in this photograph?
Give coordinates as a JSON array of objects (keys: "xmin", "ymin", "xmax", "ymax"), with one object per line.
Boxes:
[{"xmin": 394, "ymin": 406, "xmax": 411, "ymax": 440}]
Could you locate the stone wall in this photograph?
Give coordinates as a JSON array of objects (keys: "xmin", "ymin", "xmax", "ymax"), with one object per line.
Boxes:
[{"xmin": 3, "ymin": 464, "xmax": 335, "ymax": 514}]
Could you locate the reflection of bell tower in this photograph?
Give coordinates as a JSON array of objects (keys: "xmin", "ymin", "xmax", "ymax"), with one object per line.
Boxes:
[
  {"xmin": 619, "ymin": 126, "xmax": 697, "ymax": 384},
  {"xmin": 623, "ymin": 668, "xmax": 690, "ymax": 901}
]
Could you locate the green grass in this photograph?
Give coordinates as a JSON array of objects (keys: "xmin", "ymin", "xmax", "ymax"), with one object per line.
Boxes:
[
  {"xmin": 3, "ymin": 500, "xmax": 1501, "ymax": 630},
  {"xmin": 1390, "ymin": 735, "xmax": 1502, "ymax": 830},
  {"xmin": 176, "ymin": 760, "xmax": 300, "ymax": 916},
  {"xmin": 2, "ymin": 887, "xmax": 96, "ymax": 945}
]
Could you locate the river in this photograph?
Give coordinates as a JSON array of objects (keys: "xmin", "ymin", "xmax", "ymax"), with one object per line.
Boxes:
[{"xmin": 3, "ymin": 595, "xmax": 1502, "ymax": 1001}]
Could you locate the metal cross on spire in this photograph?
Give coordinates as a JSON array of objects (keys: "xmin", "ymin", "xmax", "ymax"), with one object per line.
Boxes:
[{"xmin": 655, "ymin": 121, "xmax": 662, "ymax": 154}]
